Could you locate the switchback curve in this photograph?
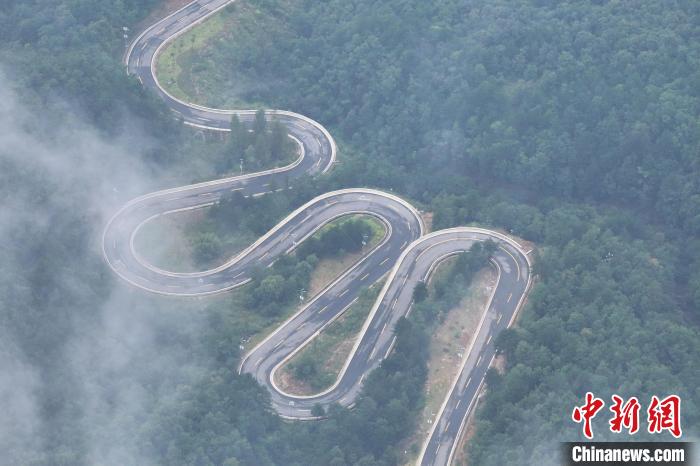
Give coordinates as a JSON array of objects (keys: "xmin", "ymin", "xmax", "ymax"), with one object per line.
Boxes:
[{"xmin": 104, "ymin": 2, "xmax": 534, "ymax": 464}]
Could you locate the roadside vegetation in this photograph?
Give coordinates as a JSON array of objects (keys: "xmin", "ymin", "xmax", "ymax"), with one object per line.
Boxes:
[
  {"xmin": 155, "ymin": 4, "xmax": 235, "ymax": 104},
  {"xmin": 401, "ymin": 265, "xmax": 498, "ymax": 463},
  {"xmin": 135, "ymin": 182, "xmax": 383, "ymax": 272},
  {"xmin": 155, "ymin": 1, "xmax": 274, "ymax": 108},
  {"xmin": 275, "ymin": 283, "xmax": 381, "ymax": 395},
  {"xmin": 2, "ymin": 0, "xmax": 700, "ymax": 465},
  {"xmin": 133, "ymin": 111, "xmax": 298, "ymax": 272},
  {"xmin": 237, "ymin": 213, "xmax": 384, "ymax": 320},
  {"xmin": 176, "ymin": 1, "xmax": 700, "ymax": 462}
]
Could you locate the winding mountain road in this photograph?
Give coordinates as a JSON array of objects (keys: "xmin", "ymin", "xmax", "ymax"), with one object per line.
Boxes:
[{"xmin": 104, "ymin": 1, "xmax": 533, "ymax": 464}]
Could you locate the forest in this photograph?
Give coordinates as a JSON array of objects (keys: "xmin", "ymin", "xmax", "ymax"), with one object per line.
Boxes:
[{"xmin": 0, "ymin": 0, "xmax": 698, "ymax": 465}]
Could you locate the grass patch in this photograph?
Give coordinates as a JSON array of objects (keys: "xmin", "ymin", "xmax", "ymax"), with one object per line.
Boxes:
[
  {"xmin": 274, "ymin": 282, "xmax": 383, "ymax": 395},
  {"xmin": 307, "ymin": 214, "xmax": 386, "ymax": 296},
  {"xmin": 155, "ymin": 6, "xmax": 233, "ymax": 103},
  {"xmin": 154, "ymin": 1, "xmax": 280, "ymax": 108}
]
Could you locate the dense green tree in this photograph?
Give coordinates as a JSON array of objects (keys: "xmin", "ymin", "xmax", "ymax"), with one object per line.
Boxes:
[
  {"xmin": 192, "ymin": 231, "xmax": 224, "ymax": 264},
  {"xmin": 412, "ymin": 281, "xmax": 427, "ymax": 303}
]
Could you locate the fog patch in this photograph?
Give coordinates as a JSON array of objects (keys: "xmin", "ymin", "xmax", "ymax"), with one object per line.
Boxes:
[
  {"xmin": 0, "ymin": 69, "xmax": 209, "ymax": 465},
  {"xmin": 0, "ymin": 337, "xmax": 43, "ymax": 465}
]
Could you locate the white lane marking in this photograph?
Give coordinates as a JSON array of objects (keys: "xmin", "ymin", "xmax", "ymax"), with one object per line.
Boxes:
[
  {"xmin": 507, "ymin": 292, "xmax": 513, "ymax": 303},
  {"xmin": 486, "ymin": 334, "xmax": 492, "ymax": 345},
  {"xmin": 320, "ymin": 304, "xmax": 329, "ymax": 313},
  {"xmin": 369, "ymin": 345, "xmax": 378, "ymax": 360},
  {"xmin": 380, "ymin": 257, "xmax": 389, "ymax": 265},
  {"xmin": 360, "ymin": 273, "xmax": 369, "ymax": 281},
  {"xmin": 476, "ymin": 355, "xmax": 482, "ymax": 366},
  {"xmin": 339, "ymin": 289, "xmax": 349, "ymax": 297},
  {"xmin": 497, "ymin": 313, "xmax": 503, "ymax": 324},
  {"xmin": 384, "ymin": 336, "xmax": 397, "ymax": 359}
]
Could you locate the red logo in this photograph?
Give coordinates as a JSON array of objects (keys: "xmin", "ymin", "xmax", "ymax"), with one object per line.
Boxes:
[
  {"xmin": 572, "ymin": 393, "xmax": 682, "ymax": 439},
  {"xmin": 647, "ymin": 395, "xmax": 682, "ymax": 438},
  {"xmin": 609, "ymin": 395, "xmax": 640, "ymax": 434},
  {"xmin": 572, "ymin": 392, "xmax": 605, "ymax": 439}
]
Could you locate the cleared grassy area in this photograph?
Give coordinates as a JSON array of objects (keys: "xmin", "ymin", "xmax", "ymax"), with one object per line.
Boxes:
[
  {"xmin": 400, "ymin": 265, "xmax": 498, "ymax": 464},
  {"xmin": 274, "ymin": 282, "xmax": 383, "ymax": 395},
  {"xmin": 307, "ymin": 215, "xmax": 386, "ymax": 296},
  {"xmin": 155, "ymin": 6, "xmax": 233, "ymax": 103},
  {"xmin": 154, "ymin": 1, "xmax": 277, "ymax": 108}
]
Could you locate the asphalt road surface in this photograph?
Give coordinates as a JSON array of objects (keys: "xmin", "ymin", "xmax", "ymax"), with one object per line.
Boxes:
[{"xmin": 104, "ymin": 2, "xmax": 533, "ymax": 464}]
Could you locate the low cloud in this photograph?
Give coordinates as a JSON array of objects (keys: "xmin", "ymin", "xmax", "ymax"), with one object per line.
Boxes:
[{"xmin": 0, "ymin": 70, "xmax": 206, "ymax": 465}]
